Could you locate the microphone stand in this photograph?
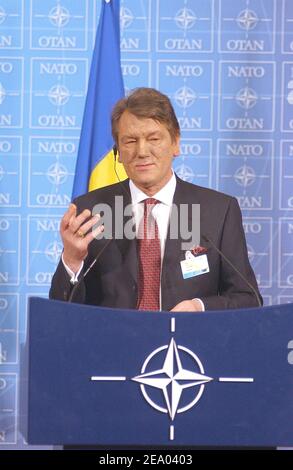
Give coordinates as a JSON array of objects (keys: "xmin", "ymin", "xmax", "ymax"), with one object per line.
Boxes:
[{"xmin": 202, "ymin": 234, "xmax": 262, "ymax": 307}]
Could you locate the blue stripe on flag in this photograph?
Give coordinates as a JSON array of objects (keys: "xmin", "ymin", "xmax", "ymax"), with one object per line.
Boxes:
[{"xmin": 72, "ymin": 0, "xmax": 124, "ymax": 199}]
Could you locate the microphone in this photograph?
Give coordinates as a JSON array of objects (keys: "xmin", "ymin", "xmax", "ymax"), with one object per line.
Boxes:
[
  {"xmin": 113, "ymin": 144, "xmax": 118, "ymax": 160},
  {"xmin": 68, "ymin": 237, "xmax": 113, "ymax": 303},
  {"xmin": 201, "ymin": 234, "xmax": 262, "ymax": 307},
  {"xmin": 113, "ymin": 145, "xmax": 132, "ymax": 200}
]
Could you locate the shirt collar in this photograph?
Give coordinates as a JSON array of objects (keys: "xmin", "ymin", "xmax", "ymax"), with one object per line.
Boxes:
[{"xmin": 129, "ymin": 171, "xmax": 177, "ymax": 206}]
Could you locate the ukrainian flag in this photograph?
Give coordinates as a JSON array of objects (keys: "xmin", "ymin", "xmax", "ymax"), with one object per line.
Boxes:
[{"xmin": 72, "ymin": 0, "xmax": 127, "ymax": 199}]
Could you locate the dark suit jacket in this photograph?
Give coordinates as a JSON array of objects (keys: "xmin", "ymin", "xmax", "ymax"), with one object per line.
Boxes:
[{"xmin": 49, "ymin": 176, "xmax": 262, "ymax": 310}]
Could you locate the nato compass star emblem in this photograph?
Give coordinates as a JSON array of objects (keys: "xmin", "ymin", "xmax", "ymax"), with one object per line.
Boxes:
[
  {"xmin": 44, "ymin": 241, "xmax": 63, "ymax": 264},
  {"xmin": 48, "ymin": 5, "xmax": 70, "ymax": 28},
  {"xmin": 48, "ymin": 84, "xmax": 70, "ymax": 107},
  {"xmin": 236, "ymin": 87, "xmax": 258, "ymax": 110},
  {"xmin": 175, "ymin": 8, "xmax": 197, "ymax": 30},
  {"xmin": 174, "ymin": 86, "xmax": 196, "ymax": 109},
  {"xmin": 120, "ymin": 6, "xmax": 134, "ymax": 30},
  {"xmin": 131, "ymin": 338, "xmax": 212, "ymax": 423},
  {"xmin": 247, "ymin": 244, "xmax": 255, "ymax": 263},
  {"xmin": 91, "ymin": 318, "xmax": 254, "ymax": 441},
  {"xmin": 236, "ymin": 9, "xmax": 258, "ymax": 31},
  {"xmin": 47, "ymin": 162, "xmax": 68, "ymax": 186},
  {"xmin": 0, "ymin": 6, "xmax": 6, "ymax": 25},
  {"xmin": 175, "ymin": 164, "xmax": 194, "ymax": 183},
  {"xmin": 0, "ymin": 83, "xmax": 6, "ymax": 105},
  {"xmin": 234, "ymin": 165, "xmax": 256, "ymax": 187}
]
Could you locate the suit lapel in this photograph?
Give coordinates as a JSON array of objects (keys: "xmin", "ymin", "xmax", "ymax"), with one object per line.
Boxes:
[
  {"xmin": 163, "ymin": 176, "xmax": 198, "ymax": 264},
  {"xmin": 113, "ymin": 179, "xmax": 138, "ymax": 285},
  {"xmin": 161, "ymin": 177, "xmax": 200, "ymax": 309}
]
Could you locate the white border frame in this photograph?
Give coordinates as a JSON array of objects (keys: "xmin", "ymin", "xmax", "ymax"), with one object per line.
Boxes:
[
  {"xmin": 29, "ymin": 57, "xmax": 88, "ymax": 130},
  {"xmin": 29, "ymin": 0, "xmax": 89, "ymax": 51},
  {"xmin": 156, "ymin": 59, "xmax": 214, "ymax": 132},
  {"xmin": 156, "ymin": 0, "xmax": 215, "ymax": 53},
  {"xmin": 218, "ymin": 0, "xmax": 276, "ymax": 54},
  {"xmin": 218, "ymin": 60, "xmax": 276, "ymax": 132},
  {"xmin": 216, "ymin": 138, "xmax": 274, "ymax": 210}
]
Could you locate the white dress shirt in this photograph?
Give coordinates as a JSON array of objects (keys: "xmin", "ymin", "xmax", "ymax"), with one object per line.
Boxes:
[
  {"xmin": 129, "ymin": 171, "xmax": 176, "ymax": 260},
  {"xmin": 63, "ymin": 172, "xmax": 204, "ymax": 310}
]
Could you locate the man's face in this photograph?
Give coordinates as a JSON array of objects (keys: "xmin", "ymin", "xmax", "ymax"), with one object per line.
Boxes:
[{"xmin": 117, "ymin": 111, "xmax": 180, "ymax": 195}]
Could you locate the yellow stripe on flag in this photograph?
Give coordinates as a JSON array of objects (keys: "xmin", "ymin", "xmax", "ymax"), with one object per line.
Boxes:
[{"xmin": 88, "ymin": 150, "xmax": 128, "ymax": 191}]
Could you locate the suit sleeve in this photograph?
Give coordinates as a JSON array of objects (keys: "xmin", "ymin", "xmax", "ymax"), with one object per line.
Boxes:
[
  {"xmin": 49, "ymin": 258, "xmax": 86, "ymax": 303},
  {"xmin": 200, "ymin": 197, "xmax": 262, "ymax": 310}
]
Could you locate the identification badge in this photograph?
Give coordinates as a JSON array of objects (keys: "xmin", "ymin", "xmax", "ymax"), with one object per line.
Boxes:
[{"xmin": 180, "ymin": 253, "xmax": 210, "ymax": 279}]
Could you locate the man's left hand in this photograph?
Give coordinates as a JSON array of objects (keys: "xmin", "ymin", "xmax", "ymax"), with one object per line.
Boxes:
[{"xmin": 170, "ymin": 299, "xmax": 203, "ymax": 312}]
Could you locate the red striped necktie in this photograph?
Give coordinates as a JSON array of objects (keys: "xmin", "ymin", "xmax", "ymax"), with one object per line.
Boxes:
[{"xmin": 137, "ymin": 198, "xmax": 161, "ymax": 311}]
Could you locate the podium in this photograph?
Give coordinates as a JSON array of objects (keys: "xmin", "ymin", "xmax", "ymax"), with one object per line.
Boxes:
[{"xmin": 24, "ymin": 297, "xmax": 293, "ymax": 447}]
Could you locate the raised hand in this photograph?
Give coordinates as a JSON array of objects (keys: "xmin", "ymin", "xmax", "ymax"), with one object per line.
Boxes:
[{"xmin": 60, "ymin": 204, "xmax": 104, "ymax": 273}]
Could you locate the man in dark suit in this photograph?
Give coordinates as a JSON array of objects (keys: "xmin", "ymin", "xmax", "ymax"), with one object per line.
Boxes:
[{"xmin": 50, "ymin": 88, "xmax": 262, "ymax": 311}]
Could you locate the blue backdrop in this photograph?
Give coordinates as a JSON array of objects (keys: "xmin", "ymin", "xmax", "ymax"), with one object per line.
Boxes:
[{"xmin": 0, "ymin": 0, "xmax": 292, "ymax": 448}]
